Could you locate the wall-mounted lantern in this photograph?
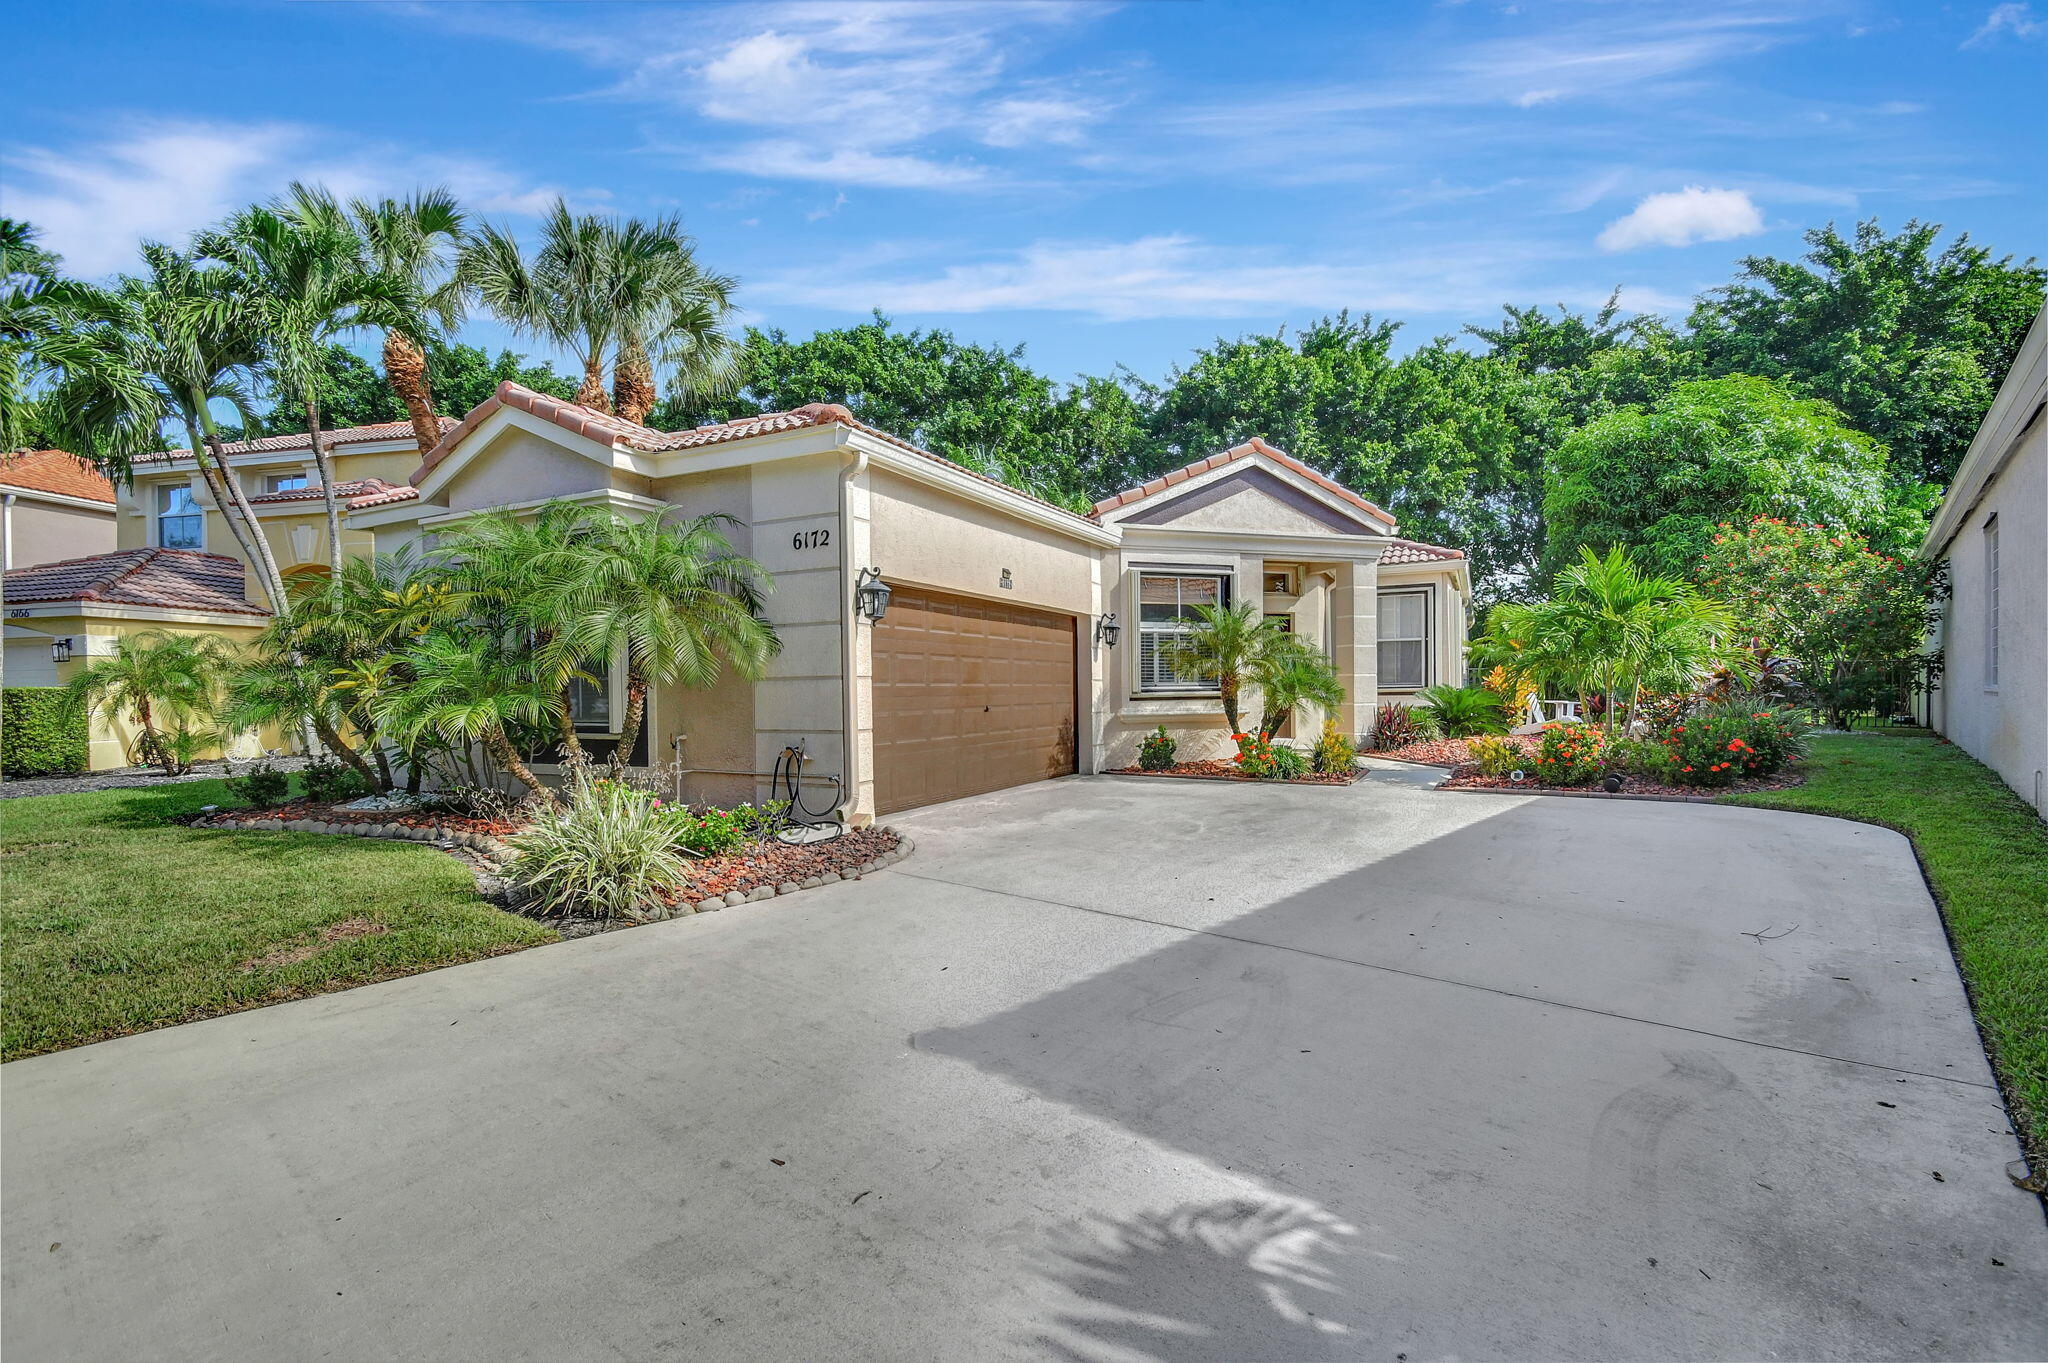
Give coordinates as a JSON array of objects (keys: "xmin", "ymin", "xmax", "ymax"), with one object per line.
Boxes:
[
  {"xmin": 50, "ymin": 636, "xmax": 74, "ymax": 664},
  {"xmin": 854, "ymin": 567, "xmax": 892, "ymax": 622},
  {"xmin": 1094, "ymin": 613, "xmax": 1121, "ymax": 648}
]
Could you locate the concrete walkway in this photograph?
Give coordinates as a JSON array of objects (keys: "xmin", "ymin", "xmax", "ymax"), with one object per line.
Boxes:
[{"xmin": 4, "ymin": 772, "xmax": 2043, "ymax": 1360}]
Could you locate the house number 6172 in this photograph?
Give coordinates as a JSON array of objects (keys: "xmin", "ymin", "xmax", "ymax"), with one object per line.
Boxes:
[{"xmin": 791, "ymin": 528, "xmax": 832, "ymax": 550}]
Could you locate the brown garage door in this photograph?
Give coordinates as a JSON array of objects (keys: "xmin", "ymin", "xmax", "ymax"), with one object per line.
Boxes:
[{"xmin": 873, "ymin": 587, "xmax": 1078, "ymax": 814}]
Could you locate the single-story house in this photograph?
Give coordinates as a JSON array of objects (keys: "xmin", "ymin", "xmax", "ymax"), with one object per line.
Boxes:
[
  {"xmin": 1920, "ymin": 303, "xmax": 2045, "ymax": 816},
  {"xmin": 1, "ymin": 449, "xmax": 115, "ymax": 569},
  {"xmin": 352, "ymin": 381, "xmax": 1470, "ymax": 820}
]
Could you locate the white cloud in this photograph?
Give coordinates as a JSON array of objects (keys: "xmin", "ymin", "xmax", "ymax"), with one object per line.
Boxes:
[
  {"xmin": 1963, "ymin": 3, "xmax": 2044, "ymax": 46},
  {"xmin": 1596, "ymin": 186, "xmax": 1764, "ymax": 251},
  {"xmin": 702, "ymin": 141, "xmax": 990, "ymax": 190},
  {"xmin": 3, "ymin": 119, "xmax": 593, "ymax": 279}
]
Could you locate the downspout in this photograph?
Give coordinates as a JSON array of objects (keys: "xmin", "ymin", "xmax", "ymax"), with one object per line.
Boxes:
[
  {"xmin": 3, "ymin": 490, "xmax": 15, "ymax": 570},
  {"xmin": 838, "ymin": 442, "xmax": 869, "ymax": 823}
]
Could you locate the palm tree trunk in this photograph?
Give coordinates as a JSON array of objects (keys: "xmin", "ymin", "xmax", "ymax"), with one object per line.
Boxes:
[
  {"xmin": 485, "ymin": 726, "xmax": 550, "ymax": 804},
  {"xmin": 1220, "ymin": 677, "xmax": 1241, "ymax": 734},
  {"xmin": 575, "ymin": 355, "xmax": 610, "ymax": 413},
  {"xmin": 303, "ymin": 399, "xmax": 344, "ymax": 579},
  {"xmin": 136, "ymin": 696, "xmax": 172, "ymax": 775},
  {"xmin": 181, "ymin": 420, "xmax": 272, "ymax": 607},
  {"xmin": 615, "ymin": 669, "xmax": 647, "ymax": 766},
  {"xmin": 554, "ymin": 685, "xmax": 585, "ymax": 763},
  {"xmin": 613, "ymin": 340, "xmax": 656, "ymax": 425},
  {"xmin": 383, "ymin": 329, "xmax": 442, "ymax": 456},
  {"xmin": 195, "ymin": 409, "xmax": 288, "ymax": 609},
  {"xmin": 309, "ymin": 711, "xmax": 380, "ymax": 789}
]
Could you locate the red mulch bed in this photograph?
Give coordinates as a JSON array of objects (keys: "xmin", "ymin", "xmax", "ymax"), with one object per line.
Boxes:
[
  {"xmin": 1370, "ymin": 735, "xmax": 1541, "ymax": 766},
  {"xmin": 1440, "ymin": 761, "xmax": 1806, "ymax": 799},
  {"xmin": 1108, "ymin": 761, "xmax": 1359, "ymax": 786},
  {"xmin": 229, "ymin": 798, "xmax": 523, "ymax": 837},
  {"xmin": 663, "ymin": 826, "xmax": 901, "ymax": 902}
]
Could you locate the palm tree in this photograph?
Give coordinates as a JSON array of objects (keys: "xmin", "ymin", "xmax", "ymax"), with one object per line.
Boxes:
[
  {"xmin": 1162, "ymin": 601, "xmax": 1291, "ymax": 734},
  {"xmin": 348, "ymin": 188, "xmax": 466, "ymax": 455},
  {"xmin": 64, "ymin": 630, "xmax": 233, "ymax": 774},
  {"xmin": 1, "ymin": 218, "xmax": 88, "ymax": 454},
  {"xmin": 542, "ymin": 509, "xmax": 778, "ymax": 761},
  {"xmin": 36, "ymin": 244, "xmax": 288, "ymax": 607},
  {"xmin": 371, "ymin": 629, "xmax": 561, "ymax": 801},
  {"xmin": 222, "ymin": 647, "xmax": 384, "ymax": 790},
  {"xmin": 464, "ymin": 199, "xmax": 737, "ymax": 422},
  {"xmin": 1473, "ymin": 545, "xmax": 1749, "ymax": 732},
  {"xmin": 1253, "ymin": 639, "xmax": 1345, "ymax": 739},
  {"xmin": 196, "ymin": 193, "xmax": 422, "ymax": 577}
]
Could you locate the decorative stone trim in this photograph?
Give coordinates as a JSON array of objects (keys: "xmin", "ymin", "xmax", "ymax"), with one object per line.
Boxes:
[{"xmin": 197, "ymin": 812, "xmax": 516, "ymax": 857}]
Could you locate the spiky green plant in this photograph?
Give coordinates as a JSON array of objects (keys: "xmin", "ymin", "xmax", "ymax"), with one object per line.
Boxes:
[{"xmin": 505, "ymin": 781, "xmax": 691, "ymax": 922}]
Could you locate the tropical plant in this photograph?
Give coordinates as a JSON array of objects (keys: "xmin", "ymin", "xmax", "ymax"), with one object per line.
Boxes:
[
  {"xmin": 370, "ymin": 629, "xmax": 561, "ymax": 801},
  {"xmin": 1310, "ymin": 718, "xmax": 1357, "ymax": 775},
  {"xmin": 1230, "ymin": 730, "xmax": 1281, "ymax": 779},
  {"xmin": 34, "ymin": 243, "xmax": 287, "ymax": 606},
  {"xmin": 62, "ymin": 630, "xmax": 234, "ymax": 775},
  {"xmin": 1137, "ymin": 725, "xmax": 1178, "ymax": 771},
  {"xmin": 349, "ymin": 187, "xmax": 467, "ymax": 454},
  {"xmin": 197, "ymin": 192, "xmax": 423, "ymax": 576},
  {"xmin": 1251, "ymin": 636, "xmax": 1345, "ymax": 738},
  {"xmin": 1466, "ymin": 734, "xmax": 1523, "ymax": 778},
  {"xmin": 505, "ymin": 779, "xmax": 691, "ymax": 921},
  {"xmin": 1472, "ymin": 545, "xmax": 1750, "ymax": 734},
  {"xmin": 1532, "ymin": 723, "xmax": 1607, "ymax": 786},
  {"xmin": 1660, "ymin": 706, "xmax": 1808, "ymax": 787},
  {"xmin": 1415, "ymin": 683, "xmax": 1508, "ymax": 737},
  {"xmin": 224, "ymin": 762, "xmax": 293, "ymax": 809},
  {"xmin": 1367, "ymin": 702, "xmax": 1419, "ymax": 752},
  {"xmin": 1480, "ymin": 663, "xmax": 1537, "ymax": 725},
  {"xmin": 221, "ymin": 646, "xmax": 384, "ymax": 789},
  {"xmin": 1269, "ymin": 742, "xmax": 1310, "ymax": 778},
  {"xmin": 1, "ymin": 218, "xmax": 90, "ymax": 453},
  {"xmin": 656, "ymin": 799, "xmax": 784, "ymax": 858},
  {"xmin": 1161, "ymin": 601, "xmax": 1290, "ymax": 734},
  {"xmin": 1407, "ymin": 707, "xmax": 1445, "ymax": 742},
  {"xmin": 464, "ymin": 199, "xmax": 738, "ymax": 420},
  {"xmin": 300, "ymin": 755, "xmax": 372, "ymax": 804}
]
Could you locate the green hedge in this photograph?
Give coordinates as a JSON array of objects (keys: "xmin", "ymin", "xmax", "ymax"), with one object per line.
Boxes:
[{"xmin": 2, "ymin": 688, "xmax": 90, "ymax": 777}]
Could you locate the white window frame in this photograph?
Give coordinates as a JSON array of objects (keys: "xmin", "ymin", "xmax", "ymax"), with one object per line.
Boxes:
[
  {"xmin": 155, "ymin": 482, "xmax": 203, "ymax": 549},
  {"xmin": 1377, "ymin": 586, "xmax": 1434, "ymax": 692},
  {"xmin": 1134, "ymin": 569, "xmax": 1230, "ymax": 697},
  {"xmin": 1984, "ymin": 514, "xmax": 1999, "ymax": 689},
  {"xmin": 265, "ymin": 471, "xmax": 311, "ymax": 493},
  {"xmin": 568, "ymin": 646, "xmax": 628, "ymax": 736}
]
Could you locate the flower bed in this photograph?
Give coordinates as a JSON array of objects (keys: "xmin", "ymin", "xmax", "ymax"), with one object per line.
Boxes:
[
  {"xmin": 1108, "ymin": 760, "xmax": 1358, "ymax": 786},
  {"xmin": 1439, "ymin": 764, "xmax": 1806, "ymax": 799},
  {"xmin": 1373, "ymin": 735, "xmax": 1540, "ymax": 766}
]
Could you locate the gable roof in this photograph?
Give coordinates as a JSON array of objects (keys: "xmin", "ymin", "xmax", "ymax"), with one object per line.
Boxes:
[
  {"xmin": 247, "ymin": 476, "xmax": 419, "ymax": 510},
  {"xmin": 131, "ymin": 418, "xmax": 454, "ymax": 467},
  {"xmin": 414, "ymin": 381, "xmax": 1099, "ymax": 528},
  {"xmin": 0, "ymin": 450, "xmax": 116, "ymax": 504},
  {"xmin": 1, "ymin": 547, "xmax": 266, "ymax": 616},
  {"xmin": 1381, "ymin": 538, "xmax": 1466, "ymax": 565},
  {"xmin": 1092, "ymin": 438, "xmax": 1397, "ymax": 531}
]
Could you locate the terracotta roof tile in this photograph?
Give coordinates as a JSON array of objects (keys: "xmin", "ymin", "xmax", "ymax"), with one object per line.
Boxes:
[
  {"xmin": 1092, "ymin": 437, "xmax": 1397, "ymax": 531},
  {"xmin": 416, "ymin": 384, "xmax": 1096, "ymax": 527},
  {"xmin": 131, "ymin": 419, "xmax": 453, "ymax": 466},
  {"xmin": 0, "ymin": 450, "xmax": 116, "ymax": 504},
  {"xmin": 1, "ymin": 547, "xmax": 266, "ymax": 616},
  {"xmin": 248, "ymin": 477, "xmax": 418, "ymax": 509},
  {"xmin": 1381, "ymin": 538, "xmax": 1466, "ymax": 565}
]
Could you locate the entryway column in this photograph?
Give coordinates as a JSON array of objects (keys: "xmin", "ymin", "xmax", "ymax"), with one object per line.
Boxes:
[{"xmin": 1332, "ymin": 555, "xmax": 1380, "ymax": 738}]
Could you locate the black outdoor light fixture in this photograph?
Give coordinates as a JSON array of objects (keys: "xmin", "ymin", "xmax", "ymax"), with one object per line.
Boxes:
[
  {"xmin": 50, "ymin": 636, "xmax": 74, "ymax": 664},
  {"xmin": 854, "ymin": 567, "xmax": 892, "ymax": 622},
  {"xmin": 1094, "ymin": 613, "xmax": 1121, "ymax": 648}
]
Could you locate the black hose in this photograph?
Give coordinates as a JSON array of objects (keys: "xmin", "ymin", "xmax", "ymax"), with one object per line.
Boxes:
[{"xmin": 769, "ymin": 745, "xmax": 845, "ymax": 843}]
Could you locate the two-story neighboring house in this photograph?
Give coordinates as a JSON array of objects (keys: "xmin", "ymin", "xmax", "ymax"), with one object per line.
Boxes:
[
  {"xmin": 1, "ymin": 449, "xmax": 116, "ymax": 571},
  {"xmin": 2, "ymin": 420, "xmax": 447, "ymax": 769}
]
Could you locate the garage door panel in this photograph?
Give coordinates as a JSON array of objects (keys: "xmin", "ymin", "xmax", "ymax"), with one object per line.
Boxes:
[{"xmin": 873, "ymin": 587, "xmax": 1077, "ymax": 814}]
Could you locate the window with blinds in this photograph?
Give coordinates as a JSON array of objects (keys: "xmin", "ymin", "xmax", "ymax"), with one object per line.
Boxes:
[
  {"xmin": 1377, "ymin": 588, "xmax": 1431, "ymax": 690},
  {"xmin": 1137, "ymin": 572, "xmax": 1226, "ymax": 694}
]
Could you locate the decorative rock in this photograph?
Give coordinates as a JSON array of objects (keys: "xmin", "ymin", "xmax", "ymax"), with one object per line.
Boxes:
[
  {"xmin": 694, "ymin": 899, "xmax": 723, "ymax": 914},
  {"xmin": 722, "ymin": 890, "xmax": 748, "ymax": 908},
  {"xmin": 778, "ymin": 882, "xmax": 800, "ymax": 895},
  {"xmin": 748, "ymin": 886, "xmax": 775, "ymax": 902}
]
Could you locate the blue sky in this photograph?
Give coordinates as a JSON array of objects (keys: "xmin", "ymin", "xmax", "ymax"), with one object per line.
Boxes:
[{"xmin": 5, "ymin": 0, "xmax": 2042, "ymax": 385}]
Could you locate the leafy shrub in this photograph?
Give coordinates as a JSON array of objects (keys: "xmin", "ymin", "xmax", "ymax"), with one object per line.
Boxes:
[
  {"xmin": 1467, "ymin": 735, "xmax": 1523, "ymax": 778},
  {"xmin": 1604, "ymin": 736, "xmax": 1675, "ymax": 782},
  {"xmin": 1311, "ymin": 719, "xmax": 1356, "ymax": 774},
  {"xmin": 1661, "ymin": 706, "xmax": 1807, "ymax": 786},
  {"xmin": 1481, "ymin": 665, "xmax": 1537, "ymax": 725},
  {"xmin": 506, "ymin": 780, "xmax": 691, "ymax": 921},
  {"xmin": 1231, "ymin": 731, "xmax": 1280, "ymax": 778},
  {"xmin": 656, "ymin": 799, "xmax": 786, "ymax": 856},
  {"xmin": 1416, "ymin": 684, "xmax": 1509, "ymax": 737},
  {"xmin": 301, "ymin": 755, "xmax": 372, "ymax": 804},
  {"xmin": 1533, "ymin": 723, "xmax": 1607, "ymax": 785},
  {"xmin": 1368, "ymin": 702, "xmax": 1418, "ymax": 751},
  {"xmin": 1138, "ymin": 725, "xmax": 1178, "ymax": 771},
  {"xmin": 1270, "ymin": 743, "xmax": 1310, "ymax": 778},
  {"xmin": 135, "ymin": 724, "xmax": 217, "ymax": 777},
  {"xmin": 225, "ymin": 762, "xmax": 292, "ymax": 809},
  {"xmin": 1408, "ymin": 707, "xmax": 1445, "ymax": 742},
  {"xmin": 1, "ymin": 687, "xmax": 88, "ymax": 777}
]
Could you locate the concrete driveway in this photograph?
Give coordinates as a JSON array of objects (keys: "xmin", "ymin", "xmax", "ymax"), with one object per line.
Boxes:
[{"xmin": 4, "ymin": 772, "xmax": 2043, "ymax": 1361}]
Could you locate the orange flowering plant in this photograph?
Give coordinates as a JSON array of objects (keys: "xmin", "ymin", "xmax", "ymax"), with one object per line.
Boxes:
[
  {"xmin": 1660, "ymin": 705, "xmax": 1807, "ymax": 787},
  {"xmin": 1533, "ymin": 722, "xmax": 1607, "ymax": 785}
]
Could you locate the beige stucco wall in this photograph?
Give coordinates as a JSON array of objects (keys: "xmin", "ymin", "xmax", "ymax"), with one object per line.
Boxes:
[
  {"xmin": 1931, "ymin": 415, "xmax": 2046, "ymax": 814},
  {"xmin": 4, "ymin": 495, "xmax": 115, "ymax": 569}
]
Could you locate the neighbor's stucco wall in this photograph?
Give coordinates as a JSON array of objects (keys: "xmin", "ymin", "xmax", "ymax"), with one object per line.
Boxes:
[
  {"xmin": 3, "ymin": 495, "xmax": 115, "ymax": 569},
  {"xmin": 1932, "ymin": 414, "xmax": 2046, "ymax": 814}
]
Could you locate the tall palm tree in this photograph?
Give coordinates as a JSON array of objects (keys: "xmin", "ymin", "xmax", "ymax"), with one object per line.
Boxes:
[
  {"xmin": 196, "ymin": 195, "xmax": 421, "ymax": 578},
  {"xmin": 1, "ymin": 218, "xmax": 88, "ymax": 454},
  {"xmin": 464, "ymin": 199, "xmax": 737, "ymax": 422},
  {"xmin": 36, "ymin": 244, "xmax": 288, "ymax": 607},
  {"xmin": 63, "ymin": 630, "xmax": 233, "ymax": 774},
  {"xmin": 542, "ymin": 509, "xmax": 778, "ymax": 761},
  {"xmin": 1474, "ymin": 545, "xmax": 1749, "ymax": 732},
  {"xmin": 347, "ymin": 188, "xmax": 466, "ymax": 455},
  {"xmin": 1162, "ymin": 601, "xmax": 1292, "ymax": 734}
]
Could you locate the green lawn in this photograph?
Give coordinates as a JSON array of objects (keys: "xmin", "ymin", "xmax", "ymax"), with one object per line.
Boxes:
[
  {"xmin": 1723, "ymin": 732, "xmax": 2048, "ymax": 1172},
  {"xmin": 2, "ymin": 779, "xmax": 554, "ymax": 1061}
]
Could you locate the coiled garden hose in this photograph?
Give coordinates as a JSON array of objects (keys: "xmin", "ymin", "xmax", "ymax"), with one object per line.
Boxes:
[{"xmin": 770, "ymin": 744, "xmax": 846, "ymax": 844}]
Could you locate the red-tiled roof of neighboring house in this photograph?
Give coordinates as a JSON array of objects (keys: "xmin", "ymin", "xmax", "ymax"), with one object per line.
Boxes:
[
  {"xmin": 0, "ymin": 450, "xmax": 116, "ymax": 504},
  {"xmin": 247, "ymin": 477, "xmax": 419, "ymax": 509},
  {"xmin": 416, "ymin": 382, "xmax": 1098, "ymax": 527},
  {"xmin": 1091, "ymin": 437, "xmax": 1397, "ymax": 530},
  {"xmin": 1381, "ymin": 538, "xmax": 1466, "ymax": 565},
  {"xmin": 1, "ymin": 547, "xmax": 266, "ymax": 616},
  {"xmin": 130, "ymin": 418, "xmax": 454, "ymax": 466}
]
